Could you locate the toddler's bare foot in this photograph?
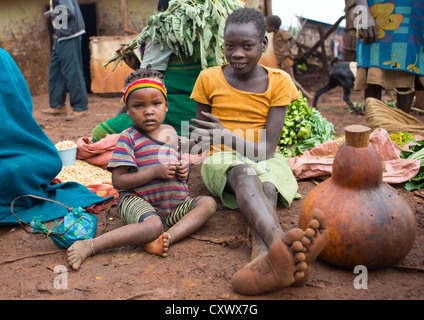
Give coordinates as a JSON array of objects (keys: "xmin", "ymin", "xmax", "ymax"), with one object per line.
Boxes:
[
  {"xmin": 144, "ymin": 232, "xmax": 171, "ymax": 257},
  {"xmin": 231, "ymin": 228, "xmax": 307, "ymax": 295},
  {"xmin": 293, "ymin": 208, "xmax": 329, "ymax": 286},
  {"xmin": 67, "ymin": 239, "xmax": 95, "ymax": 270}
]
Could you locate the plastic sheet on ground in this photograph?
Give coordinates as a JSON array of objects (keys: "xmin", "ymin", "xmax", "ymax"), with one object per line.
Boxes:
[{"xmin": 288, "ymin": 128, "xmax": 421, "ymax": 184}]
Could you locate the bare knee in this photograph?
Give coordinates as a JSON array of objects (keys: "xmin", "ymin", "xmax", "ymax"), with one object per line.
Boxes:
[
  {"xmin": 227, "ymin": 164, "xmax": 258, "ymax": 190},
  {"xmin": 227, "ymin": 165, "xmax": 265, "ymax": 207},
  {"xmin": 142, "ymin": 215, "xmax": 164, "ymax": 239},
  {"xmin": 262, "ymin": 182, "xmax": 277, "ymax": 204},
  {"xmin": 195, "ymin": 196, "xmax": 217, "ymax": 218}
]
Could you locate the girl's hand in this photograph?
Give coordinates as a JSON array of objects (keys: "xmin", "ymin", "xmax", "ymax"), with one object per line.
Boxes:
[
  {"xmin": 191, "ymin": 111, "xmax": 224, "ymax": 130},
  {"xmin": 153, "ymin": 162, "xmax": 177, "ymax": 180},
  {"xmin": 176, "ymin": 161, "xmax": 189, "ymax": 182},
  {"xmin": 189, "ymin": 111, "xmax": 226, "ymax": 147}
]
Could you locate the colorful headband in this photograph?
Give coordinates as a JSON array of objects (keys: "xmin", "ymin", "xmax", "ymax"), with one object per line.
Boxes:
[{"xmin": 123, "ymin": 79, "xmax": 167, "ymax": 105}]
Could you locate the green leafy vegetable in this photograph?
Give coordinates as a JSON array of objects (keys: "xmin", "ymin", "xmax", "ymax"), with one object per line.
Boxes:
[
  {"xmin": 401, "ymin": 140, "xmax": 424, "ymax": 190},
  {"xmin": 279, "ymin": 93, "xmax": 335, "ymax": 158},
  {"xmin": 104, "ymin": 0, "xmax": 244, "ymax": 71}
]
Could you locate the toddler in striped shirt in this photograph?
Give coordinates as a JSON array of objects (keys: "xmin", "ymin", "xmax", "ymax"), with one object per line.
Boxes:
[{"xmin": 67, "ymin": 68, "xmax": 216, "ymax": 270}]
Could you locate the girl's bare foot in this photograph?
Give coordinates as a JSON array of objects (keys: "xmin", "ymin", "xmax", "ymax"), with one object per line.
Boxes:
[
  {"xmin": 293, "ymin": 208, "xmax": 329, "ymax": 286},
  {"xmin": 144, "ymin": 232, "xmax": 171, "ymax": 257},
  {"xmin": 301, "ymin": 209, "xmax": 328, "ymax": 263},
  {"xmin": 231, "ymin": 228, "xmax": 307, "ymax": 295},
  {"xmin": 67, "ymin": 239, "xmax": 95, "ymax": 270}
]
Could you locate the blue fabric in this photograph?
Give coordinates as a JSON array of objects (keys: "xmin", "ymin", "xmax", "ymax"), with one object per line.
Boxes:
[
  {"xmin": 30, "ymin": 207, "xmax": 98, "ymax": 249},
  {"xmin": 356, "ymin": 0, "xmax": 424, "ymax": 76},
  {"xmin": 0, "ymin": 48, "xmax": 108, "ymax": 225}
]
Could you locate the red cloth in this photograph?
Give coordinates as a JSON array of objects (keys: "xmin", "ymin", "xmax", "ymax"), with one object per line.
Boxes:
[
  {"xmin": 85, "ymin": 184, "xmax": 118, "ymax": 214},
  {"xmin": 76, "ymin": 134, "xmax": 120, "ymax": 169},
  {"xmin": 51, "ymin": 179, "xmax": 118, "ymax": 214}
]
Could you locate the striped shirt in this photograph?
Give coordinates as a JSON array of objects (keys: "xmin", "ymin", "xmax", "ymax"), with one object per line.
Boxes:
[{"xmin": 108, "ymin": 126, "xmax": 189, "ymax": 217}]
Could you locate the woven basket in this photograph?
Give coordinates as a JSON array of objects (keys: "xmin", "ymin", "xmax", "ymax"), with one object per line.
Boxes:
[{"xmin": 365, "ymin": 97, "xmax": 424, "ymax": 135}]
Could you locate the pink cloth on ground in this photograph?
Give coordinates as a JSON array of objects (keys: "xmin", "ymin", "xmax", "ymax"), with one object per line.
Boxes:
[
  {"xmin": 77, "ymin": 134, "xmax": 120, "ymax": 169},
  {"xmin": 287, "ymin": 128, "xmax": 421, "ymax": 184}
]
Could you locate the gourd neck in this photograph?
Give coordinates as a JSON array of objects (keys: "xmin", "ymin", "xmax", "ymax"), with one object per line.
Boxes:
[{"xmin": 331, "ymin": 125, "xmax": 383, "ymax": 189}]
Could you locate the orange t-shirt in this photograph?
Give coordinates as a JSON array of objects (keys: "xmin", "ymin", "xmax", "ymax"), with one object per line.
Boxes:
[{"xmin": 190, "ymin": 65, "xmax": 299, "ymax": 152}]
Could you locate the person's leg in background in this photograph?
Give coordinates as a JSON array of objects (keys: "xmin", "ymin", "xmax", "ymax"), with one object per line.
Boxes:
[
  {"xmin": 42, "ymin": 40, "xmax": 68, "ymax": 115},
  {"xmin": 59, "ymin": 36, "xmax": 89, "ymax": 120}
]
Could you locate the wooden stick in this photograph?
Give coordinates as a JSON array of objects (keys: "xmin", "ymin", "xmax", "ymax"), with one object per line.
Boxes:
[
  {"xmin": 392, "ymin": 264, "xmax": 424, "ymax": 272},
  {"xmin": 188, "ymin": 234, "xmax": 236, "ymax": 244},
  {"xmin": 302, "ymin": 15, "xmax": 346, "ymax": 58},
  {"xmin": 0, "ymin": 250, "xmax": 63, "ymax": 266},
  {"xmin": 413, "ymin": 191, "xmax": 424, "ymax": 199},
  {"xmin": 411, "ymin": 107, "xmax": 424, "ymax": 114}
]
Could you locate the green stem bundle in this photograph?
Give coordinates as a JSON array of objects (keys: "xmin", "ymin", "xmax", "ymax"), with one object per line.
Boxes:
[{"xmin": 104, "ymin": 0, "xmax": 244, "ymax": 71}]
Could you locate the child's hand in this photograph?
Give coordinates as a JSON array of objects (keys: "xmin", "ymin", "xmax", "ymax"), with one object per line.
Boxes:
[
  {"xmin": 154, "ymin": 162, "xmax": 177, "ymax": 180},
  {"xmin": 176, "ymin": 161, "xmax": 189, "ymax": 182},
  {"xmin": 189, "ymin": 111, "xmax": 227, "ymax": 146},
  {"xmin": 191, "ymin": 111, "xmax": 225, "ymax": 131}
]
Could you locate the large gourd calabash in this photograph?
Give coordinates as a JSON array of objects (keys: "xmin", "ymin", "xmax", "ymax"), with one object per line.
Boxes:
[{"xmin": 299, "ymin": 125, "xmax": 416, "ymax": 270}]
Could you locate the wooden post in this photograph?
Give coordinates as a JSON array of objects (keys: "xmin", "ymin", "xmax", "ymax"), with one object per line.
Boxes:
[
  {"xmin": 302, "ymin": 15, "xmax": 345, "ymax": 58},
  {"xmin": 416, "ymin": 91, "xmax": 424, "ymax": 109},
  {"xmin": 344, "ymin": 0, "xmax": 357, "ymax": 61},
  {"xmin": 122, "ymin": 0, "xmax": 128, "ymax": 33},
  {"xmin": 318, "ymin": 25, "xmax": 328, "ymax": 72},
  {"xmin": 264, "ymin": 0, "xmax": 272, "ymax": 16}
]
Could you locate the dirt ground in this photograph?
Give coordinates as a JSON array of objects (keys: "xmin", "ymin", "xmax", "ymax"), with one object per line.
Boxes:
[{"xmin": 0, "ymin": 70, "xmax": 423, "ymax": 302}]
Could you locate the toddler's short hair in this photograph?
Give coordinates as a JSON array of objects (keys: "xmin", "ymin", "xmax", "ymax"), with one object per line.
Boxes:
[{"xmin": 225, "ymin": 7, "xmax": 267, "ymax": 39}]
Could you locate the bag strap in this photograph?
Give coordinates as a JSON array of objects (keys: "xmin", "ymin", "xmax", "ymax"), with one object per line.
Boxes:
[{"xmin": 10, "ymin": 194, "xmax": 74, "ymax": 234}]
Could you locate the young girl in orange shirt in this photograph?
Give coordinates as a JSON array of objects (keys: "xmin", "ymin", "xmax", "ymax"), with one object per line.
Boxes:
[{"xmin": 190, "ymin": 7, "xmax": 329, "ymax": 295}]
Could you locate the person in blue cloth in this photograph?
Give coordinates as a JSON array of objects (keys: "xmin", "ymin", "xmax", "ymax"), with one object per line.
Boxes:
[
  {"xmin": 0, "ymin": 48, "xmax": 107, "ymax": 225},
  {"xmin": 355, "ymin": 0, "xmax": 424, "ymax": 113}
]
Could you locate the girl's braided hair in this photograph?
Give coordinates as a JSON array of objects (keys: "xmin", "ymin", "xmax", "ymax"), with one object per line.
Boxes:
[{"xmin": 123, "ymin": 67, "xmax": 165, "ymax": 92}]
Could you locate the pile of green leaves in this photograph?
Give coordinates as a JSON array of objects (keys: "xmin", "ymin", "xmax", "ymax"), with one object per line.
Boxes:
[
  {"xmin": 279, "ymin": 94, "xmax": 335, "ymax": 158},
  {"xmin": 401, "ymin": 140, "xmax": 424, "ymax": 190},
  {"xmin": 104, "ymin": 0, "xmax": 244, "ymax": 71}
]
